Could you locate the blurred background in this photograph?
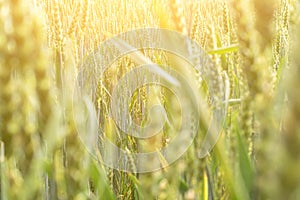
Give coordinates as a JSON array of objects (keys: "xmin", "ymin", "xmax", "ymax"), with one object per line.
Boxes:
[{"xmin": 0, "ymin": 0, "xmax": 300, "ymax": 199}]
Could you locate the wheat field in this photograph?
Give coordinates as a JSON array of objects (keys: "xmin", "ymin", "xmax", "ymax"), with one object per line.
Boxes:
[{"xmin": 0, "ymin": 0, "xmax": 300, "ymax": 199}]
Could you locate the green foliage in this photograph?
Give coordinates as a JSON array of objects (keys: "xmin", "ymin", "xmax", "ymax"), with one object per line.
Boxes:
[{"xmin": 1, "ymin": 0, "xmax": 300, "ymax": 199}]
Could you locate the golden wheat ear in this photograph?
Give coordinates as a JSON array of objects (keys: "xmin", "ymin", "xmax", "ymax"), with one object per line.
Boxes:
[{"xmin": 169, "ymin": 0, "xmax": 187, "ymax": 34}]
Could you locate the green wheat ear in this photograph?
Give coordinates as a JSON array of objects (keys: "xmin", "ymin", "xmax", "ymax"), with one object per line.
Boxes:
[
  {"xmin": 0, "ymin": 0, "xmax": 53, "ymax": 199},
  {"xmin": 1, "ymin": 0, "xmax": 299, "ymax": 199}
]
